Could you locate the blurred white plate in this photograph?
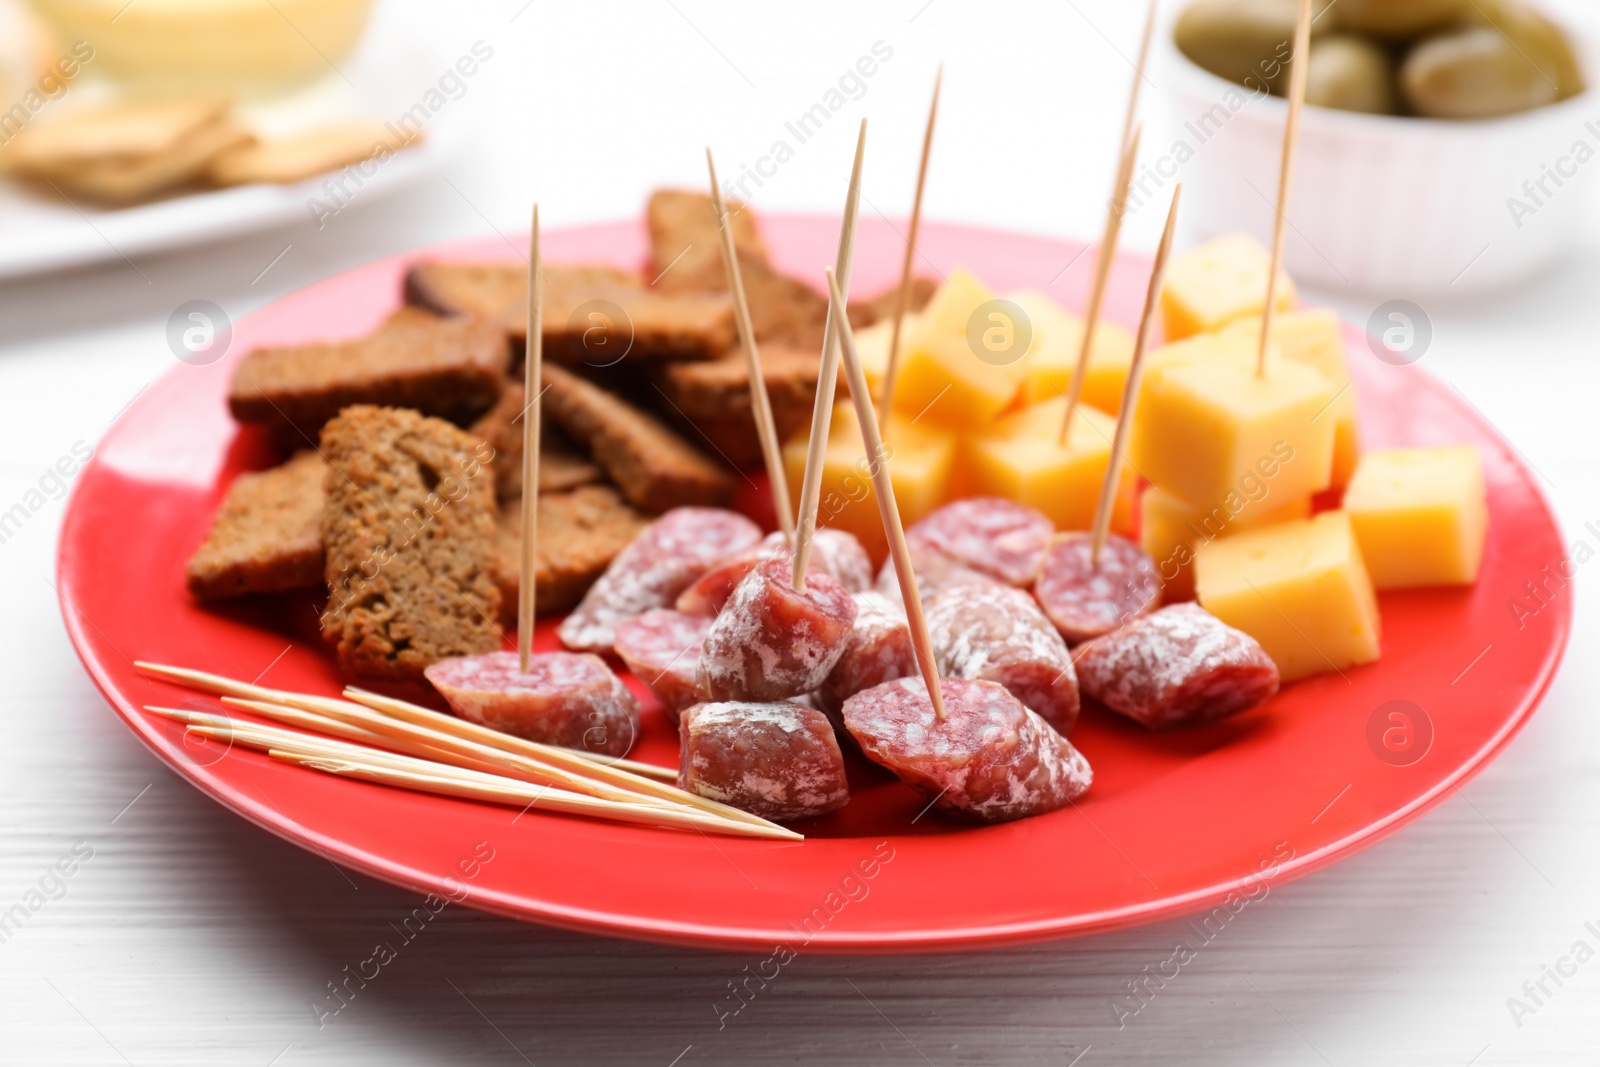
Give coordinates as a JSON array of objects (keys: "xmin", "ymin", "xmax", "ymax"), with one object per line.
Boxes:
[{"xmin": 0, "ymin": 14, "xmax": 470, "ymax": 281}]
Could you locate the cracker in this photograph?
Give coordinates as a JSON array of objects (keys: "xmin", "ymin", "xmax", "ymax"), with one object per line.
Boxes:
[{"xmin": 208, "ymin": 120, "xmax": 420, "ymax": 186}]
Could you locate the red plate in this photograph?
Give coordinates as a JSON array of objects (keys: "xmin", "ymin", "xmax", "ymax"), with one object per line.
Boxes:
[{"xmin": 58, "ymin": 217, "xmax": 1570, "ymax": 953}]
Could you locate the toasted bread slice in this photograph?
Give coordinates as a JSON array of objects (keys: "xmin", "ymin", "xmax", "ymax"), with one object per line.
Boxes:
[
  {"xmin": 540, "ymin": 363, "xmax": 734, "ymax": 511},
  {"xmin": 405, "ymin": 262, "xmax": 638, "ymax": 321},
  {"xmin": 539, "ymin": 277, "xmax": 734, "ymax": 365},
  {"xmin": 185, "ymin": 451, "xmax": 326, "ymax": 600},
  {"xmin": 651, "ymin": 343, "xmax": 820, "ymax": 468},
  {"xmin": 468, "ymin": 380, "xmax": 603, "ymax": 501},
  {"xmin": 491, "ymin": 485, "xmax": 652, "ymax": 621},
  {"xmin": 405, "ymin": 260, "xmax": 735, "ymax": 364},
  {"xmin": 319, "ymin": 405, "xmax": 501, "ymax": 682},
  {"xmin": 230, "ymin": 308, "xmax": 509, "ymax": 439},
  {"xmin": 647, "ymin": 188, "xmax": 766, "ymax": 290}
]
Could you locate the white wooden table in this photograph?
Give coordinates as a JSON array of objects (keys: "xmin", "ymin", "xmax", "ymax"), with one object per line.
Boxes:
[{"xmin": 3, "ymin": 2, "xmax": 1597, "ymax": 1063}]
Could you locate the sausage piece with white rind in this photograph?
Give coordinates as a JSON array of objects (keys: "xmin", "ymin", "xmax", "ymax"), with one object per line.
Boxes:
[
  {"xmin": 698, "ymin": 558, "xmax": 858, "ymax": 701},
  {"xmin": 842, "ymin": 676, "xmax": 1092, "ymax": 824},
  {"xmin": 816, "ymin": 592, "xmax": 917, "ymax": 718},
  {"xmin": 425, "ymin": 650, "xmax": 640, "ymax": 757},
  {"xmin": 676, "ymin": 528, "xmax": 873, "ymax": 616},
  {"xmin": 875, "ymin": 538, "xmax": 995, "ymax": 608},
  {"xmin": 1073, "ymin": 603, "xmax": 1279, "ymax": 729},
  {"xmin": 904, "ymin": 497, "xmax": 1055, "ymax": 586},
  {"xmin": 678, "ymin": 700, "xmax": 850, "ymax": 822},
  {"xmin": 1033, "ymin": 532, "xmax": 1162, "ymax": 646},
  {"xmin": 558, "ymin": 507, "xmax": 761, "ymax": 653},
  {"xmin": 925, "ymin": 582, "xmax": 1081, "ymax": 734},
  {"xmin": 612, "ymin": 608, "xmax": 711, "ymax": 723}
]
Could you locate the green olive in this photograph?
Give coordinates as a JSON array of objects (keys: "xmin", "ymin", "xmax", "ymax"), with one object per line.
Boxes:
[
  {"xmin": 1460, "ymin": 0, "xmax": 1584, "ymax": 100},
  {"xmin": 1334, "ymin": 0, "xmax": 1468, "ymax": 40},
  {"xmin": 1175, "ymin": 0, "xmax": 1335, "ymax": 95},
  {"xmin": 1401, "ymin": 26, "xmax": 1560, "ymax": 117},
  {"xmin": 1306, "ymin": 34, "xmax": 1398, "ymax": 114}
]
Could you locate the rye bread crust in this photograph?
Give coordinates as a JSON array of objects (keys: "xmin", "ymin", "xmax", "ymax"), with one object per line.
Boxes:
[
  {"xmin": 404, "ymin": 260, "xmax": 735, "ymax": 364},
  {"xmin": 319, "ymin": 405, "xmax": 502, "ymax": 682},
  {"xmin": 229, "ymin": 309, "xmax": 509, "ymax": 437},
  {"xmin": 539, "ymin": 363, "xmax": 734, "ymax": 512},
  {"xmin": 185, "ymin": 450, "xmax": 327, "ymax": 599},
  {"xmin": 491, "ymin": 485, "xmax": 652, "ymax": 622},
  {"xmin": 467, "ymin": 380, "xmax": 602, "ymax": 501}
]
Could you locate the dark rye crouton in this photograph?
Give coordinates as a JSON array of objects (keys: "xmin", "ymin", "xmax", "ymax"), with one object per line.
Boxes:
[
  {"xmin": 652, "ymin": 343, "xmax": 821, "ymax": 468},
  {"xmin": 491, "ymin": 486, "xmax": 652, "ymax": 622},
  {"xmin": 404, "ymin": 260, "xmax": 735, "ymax": 364},
  {"xmin": 185, "ymin": 451, "xmax": 326, "ymax": 599},
  {"xmin": 646, "ymin": 189, "xmax": 831, "ymax": 349},
  {"xmin": 540, "ymin": 363, "xmax": 734, "ymax": 512},
  {"xmin": 646, "ymin": 188, "xmax": 767, "ymax": 290},
  {"xmin": 404, "ymin": 262, "xmax": 637, "ymax": 321},
  {"xmin": 230, "ymin": 308, "xmax": 509, "ymax": 439},
  {"xmin": 467, "ymin": 380, "xmax": 603, "ymax": 501},
  {"xmin": 319, "ymin": 406, "xmax": 501, "ymax": 683}
]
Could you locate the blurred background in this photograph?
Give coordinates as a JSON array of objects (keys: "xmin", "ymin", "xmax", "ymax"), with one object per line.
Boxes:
[{"xmin": 3, "ymin": 1, "xmax": 1598, "ymax": 1064}]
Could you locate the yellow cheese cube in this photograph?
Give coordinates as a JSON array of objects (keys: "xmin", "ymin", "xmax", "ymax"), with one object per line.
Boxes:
[
  {"xmin": 1343, "ymin": 447, "xmax": 1487, "ymax": 589},
  {"xmin": 891, "ymin": 268, "xmax": 1028, "ymax": 428},
  {"xmin": 1162, "ymin": 233, "xmax": 1296, "ymax": 341},
  {"xmin": 782, "ymin": 402, "xmax": 955, "ymax": 565},
  {"xmin": 892, "ymin": 333, "xmax": 1027, "ymax": 429},
  {"xmin": 1131, "ymin": 332, "xmax": 1337, "ymax": 507},
  {"xmin": 1009, "ymin": 289, "xmax": 1138, "ymax": 414},
  {"xmin": 917, "ymin": 266, "xmax": 996, "ymax": 341},
  {"xmin": 1141, "ymin": 484, "xmax": 1313, "ymax": 601},
  {"xmin": 1195, "ymin": 511, "xmax": 1382, "ymax": 682},
  {"xmin": 852, "ymin": 312, "xmax": 923, "ymax": 401},
  {"xmin": 961, "ymin": 398, "xmax": 1135, "ymax": 534},
  {"xmin": 1220, "ymin": 309, "xmax": 1360, "ymax": 488}
]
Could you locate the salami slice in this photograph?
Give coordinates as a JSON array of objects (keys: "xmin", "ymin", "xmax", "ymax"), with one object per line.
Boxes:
[
  {"xmin": 676, "ymin": 528, "xmax": 874, "ymax": 616},
  {"xmin": 1033, "ymin": 532, "xmax": 1161, "ymax": 646},
  {"xmin": 612, "ymin": 608, "xmax": 711, "ymax": 723},
  {"xmin": 904, "ymin": 497, "xmax": 1054, "ymax": 586},
  {"xmin": 924, "ymin": 583, "xmax": 1081, "ymax": 734},
  {"xmin": 842, "ymin": 676, "xmax": 1092, "ymax": 824},
  {"xmin": 875, "ymin": 539, "xmax": 995, "ymax": 608},
  {"xmin": 558, "ymin": 507, "xmax": 761, "ymax": 653},
  {"xmin": 424, "ymin": 650, "xmax": 640, "ymax": 757},
  {"xmin": 698, "ymin": 558, "xmax": 858, "ymax": 701},
  {"xmin": 1074, "ymin": 603, "xmax": 1280, "ymax": 729},
  {"xmin": 816, "ymin": 592, "xmax": 916, "ymax": 718},
  {"xmin": 678, "ymin": 701, "xmax": 850, "ymax": 822}
]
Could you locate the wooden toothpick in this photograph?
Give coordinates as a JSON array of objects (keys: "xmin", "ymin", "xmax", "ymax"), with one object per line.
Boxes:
[
  {"xmin": 519, "ymin": 204, "xmax": 543, "ymax": 673},
  {"xmin": 877, "ymin": 64, "xmax": 942, "ymax": 425},
  {"xmin": 792, "ymin": 118, "xmax": 867, "ymax": 590},
  {"xmin": 1090, "ymin": 184, "xmax": 1182, "ymax": 566},
  {"xmin": 1257, "ymin": 0, "xmax": 1312, "ymax": 377},
  {"xmin": 706, "ymin": 149, "xmax": 794, "ymax": 542},
  {"xmin": 1059, "ymin": 125, "xmax": 1143, "ymax": 444},
  {"xmin": 826, "ymin": 267, "xmax": 946, "ymax": 723},
  {"xmin": 1060, "ymin": 0, "xmax": 1155, "ymax": 444}
]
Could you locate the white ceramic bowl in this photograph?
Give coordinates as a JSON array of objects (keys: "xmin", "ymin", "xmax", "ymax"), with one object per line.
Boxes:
[{"xmin": 1158, "ymin": 8, "xmax": 1600, "ymax": 295}]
